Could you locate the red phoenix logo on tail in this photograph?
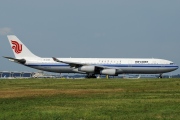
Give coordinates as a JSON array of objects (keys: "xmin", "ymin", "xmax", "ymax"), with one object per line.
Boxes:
[{"xmin": 11, "ymin": 40, "xmax": 22, "ymax": 54}]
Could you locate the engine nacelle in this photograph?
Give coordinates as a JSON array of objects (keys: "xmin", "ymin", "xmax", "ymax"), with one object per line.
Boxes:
[
  {"xmin": 78, "ymin": 66, "xmax": 95, "ymax": 73},
  {"xmin": 100, "ymin": 69, "xmax": 117, "ymax": 75}
]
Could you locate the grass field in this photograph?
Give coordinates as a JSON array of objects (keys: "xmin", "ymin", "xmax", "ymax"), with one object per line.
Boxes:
[{"xmin": 0, "ymin": 78, "xmax": 180, "ymax": 120}]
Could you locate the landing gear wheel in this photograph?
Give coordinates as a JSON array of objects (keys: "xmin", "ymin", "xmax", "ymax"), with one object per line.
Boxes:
[
  {"xmin": 85, "ymin": 74, "xmax": 97, "ymax": 78},
  {"xmin": 158, "ymin": 74, "xmax": 163, "ymax": 78}
]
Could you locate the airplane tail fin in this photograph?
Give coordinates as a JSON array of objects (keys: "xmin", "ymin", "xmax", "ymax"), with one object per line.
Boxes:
[{"xmin": 7, "ymin": 35, "xmax": 39, "ymax": 59}]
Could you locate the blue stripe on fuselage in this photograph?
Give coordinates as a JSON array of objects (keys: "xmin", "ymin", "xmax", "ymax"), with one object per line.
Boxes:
[{"xmin": 26, "ymin": 63, "xmax": 178, "ymax": 68}]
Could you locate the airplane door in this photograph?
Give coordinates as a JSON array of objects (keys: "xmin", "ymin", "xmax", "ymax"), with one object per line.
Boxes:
[
  {"xmin": 152, "ymin": 61, "xmax": 158, "ymax": 73},
  {"xmin": 128, "ymin": 60, "xmax": 133, "ymax": 73},
  {"xmin": 159, "ymin": 62, "xmax": 165, "ymax": 73},
  {"xmin": 128, "ymin": 60, "xmax": 133, "ymax": 67}
]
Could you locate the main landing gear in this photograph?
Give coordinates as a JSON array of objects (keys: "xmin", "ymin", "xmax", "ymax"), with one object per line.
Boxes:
[
  {"xmin": 85, "ymin": 74, "xmax": 97, "ymax": 78},
  {"xmin": 158, "ymin": 74, "xmax": 163, "ymax": 78}
]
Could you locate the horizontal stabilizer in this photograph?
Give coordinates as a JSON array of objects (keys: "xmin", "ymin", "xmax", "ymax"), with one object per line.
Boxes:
[{"xmin": 3, "ymin": 56, "xmax": 26, "ymax": 64}]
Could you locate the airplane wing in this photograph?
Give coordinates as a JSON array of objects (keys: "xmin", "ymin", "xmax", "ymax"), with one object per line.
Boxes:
[
  {"xmin": 52, "ymin": 57, "xmax": 84, "ymax": 65},
  {"xmin": 52, "ymin": 57, "xmax": 110, "ymax": 69},
  {"xmin": 52, "ymin": 57, "xmax": 87, "ymax": 67}
]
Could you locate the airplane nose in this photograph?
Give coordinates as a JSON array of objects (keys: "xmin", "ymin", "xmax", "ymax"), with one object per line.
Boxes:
[
  {"xmin": 174, "ymin": 65, "xmax": 179, "ymax": 70},
  {"xmin": 176, "ymin": 65, "xmax": 179, "ymax": 69}
]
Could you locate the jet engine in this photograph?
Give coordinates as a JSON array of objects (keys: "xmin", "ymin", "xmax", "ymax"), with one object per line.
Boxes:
[
  {"xmin": 100, "ymin": 69, "xmax": 117, "ymax": 75},
  {"xmin": 78, "ymin": 66, "xmax": 95, "ymax": 73}
]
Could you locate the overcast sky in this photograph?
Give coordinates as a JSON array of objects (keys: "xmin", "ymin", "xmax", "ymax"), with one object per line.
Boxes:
[{"xmin": 0, "ymin": 0, "xmax": 180, "ymax": 75}]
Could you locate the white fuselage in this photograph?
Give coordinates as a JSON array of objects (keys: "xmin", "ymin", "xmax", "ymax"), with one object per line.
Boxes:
[{"xmin": 24, "ymin": 58, "xmax": 178, "ymax": 74}]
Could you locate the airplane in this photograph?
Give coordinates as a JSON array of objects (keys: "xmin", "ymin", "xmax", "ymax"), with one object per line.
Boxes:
[{"xmin": 4, "ymin": 35, "xmax": 178, "ymax": 78}]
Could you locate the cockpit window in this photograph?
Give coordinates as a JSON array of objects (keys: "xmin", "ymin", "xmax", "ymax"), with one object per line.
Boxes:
[{"xmin": 170, "ymin": 63, "xmax": 174, "ymax": 65}]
